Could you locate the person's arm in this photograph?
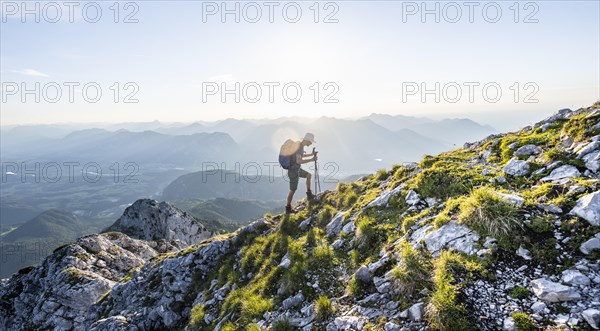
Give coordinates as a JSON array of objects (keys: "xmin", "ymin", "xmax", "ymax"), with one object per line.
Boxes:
[
  {"xmin": 297, "ymin": 155, "xmax": 317, "ymax": 164},
  {"xmin": 303, "ymin": 147, "xmax": 316, "ymax": 157}
]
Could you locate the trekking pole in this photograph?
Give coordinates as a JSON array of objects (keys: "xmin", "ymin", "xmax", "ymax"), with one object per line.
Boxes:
[
  {"xmin": 316, "ymin": 161, "xmax": 321, "ymax": 194},
  {"xmin": 313, "ymin": 148, "xmax": 321, "ymax": 195}
]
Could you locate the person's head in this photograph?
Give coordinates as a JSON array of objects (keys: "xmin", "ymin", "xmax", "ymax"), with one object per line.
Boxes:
[{"xmin": 301, "ymin": 132, "xmax": 316, "ymax": 146}]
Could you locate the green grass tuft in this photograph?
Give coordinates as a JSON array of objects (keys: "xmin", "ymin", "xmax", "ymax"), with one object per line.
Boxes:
[
  {"xmin": 392, "ymin": 240, "xmax": 432, "ymax": 296},
  {"xmin": 426, "ymin": 251, "xmax": 483, "ymax": 331},
  {"xmin": 187, "ymin": 304, "xmax": 205, "ymax": 330},
  {"xmin": 526, "ymin": 216, "xmax": 552, "ymax": 233},
  {"xmin": 511, "ymin": 312, "xmax": 536, "ymax": 331},
  {"xmin": 315, "ymin": 295, "xmax": 335, "ymax": 321},
  {"xmin": 221, "ymin": 287, "xmax": 273, "ymax": 324},
  {"xmin": 509, "ymin": 286, "xmax": 529, "ymax": 299},
  {"xmin": 458, "ymin": 187, "xmax": 521, "ymax": 246},
  {"xmin": 272, "ymin": 319, "xmax": 294, "ymax": 331}
]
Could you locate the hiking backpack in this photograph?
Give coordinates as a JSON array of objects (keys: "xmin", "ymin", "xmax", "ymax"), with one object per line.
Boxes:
[{"xmin": 278, "ymin": 139, "xmax": 300, "ymax": 169}]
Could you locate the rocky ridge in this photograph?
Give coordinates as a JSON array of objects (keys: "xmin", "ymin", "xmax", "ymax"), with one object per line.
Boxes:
[{"xmin": 1, "ymin": 104, "xmax": 599, "ymax": 331}]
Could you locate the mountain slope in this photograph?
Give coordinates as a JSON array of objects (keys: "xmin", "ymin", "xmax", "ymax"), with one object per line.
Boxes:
[
  {"xmin": 172, "ymin": 198, "xmax": 283, "ymax": 231},
  {"xmin": 1, "ymin": 104, "xmax": 599, "ymax": 331},
  {"xmin": 2, "ymin": 209, "xmax": 90, "ymax": 243}
]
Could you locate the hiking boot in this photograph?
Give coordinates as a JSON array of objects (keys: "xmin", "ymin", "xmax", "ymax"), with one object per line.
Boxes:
[
  {"xmin": 285, "ymin": 205, "xmax": 297, "ymax": 214},
  {"xmin": 306, "ymin": 190, "xmax": 316, "ymax": 202}
]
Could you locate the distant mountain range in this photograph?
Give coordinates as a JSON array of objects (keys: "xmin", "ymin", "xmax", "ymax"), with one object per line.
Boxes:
[
  {"xmin": 1, "ymin": 114, "xmax": 496, "ymax": 173},
  {"xmin": 362, "ymin": 114, "xmax": 496, "ymax": 146},
  {"xmin": 2, "ymin": 129, "xmax": 238, "ymax": 168}
]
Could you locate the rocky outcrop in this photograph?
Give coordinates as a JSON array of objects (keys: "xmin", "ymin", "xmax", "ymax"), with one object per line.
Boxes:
[
  {"xmin": 503, "ymin": 158, "xmax": 530, "ymax": 176},
  {"xmin": 570, "ymin": 191, "xmax": 600, "ymax": 226},
  {"xmin": 411, "ymin": 221, "xmax": 480, "ymax": 256},
  {"xmin": 541, "ymin": 165, "xmax": 581, "ymax": 182},
  {"xmin": 104, "ymin": 199, "xmax": 213, "ymax": 245},
  {"xmin": 85, "ymin": 218, "xmax": 269, "ymax": 330},
  {"xmin": 367, "ymin": 185, "xmax": 403, "ymax": 208},
  {"xmin": 582, "ymin": 309, "xmax": 600, "ymax": 330},
  {"xmin": 515, "ymin": 144, "xmax": 542, "ymax": 156},
  {"xmin": 326, "ymin": 212, "xmax": 346, "ymax": 238},
  {"xmin": 0, "ymin": 200, "xmax": 217, "ymax": 331},
  {"xmin": 498, "ymin": 192, "xmax": 525, "ymax": 207},
  {"xmin": 0, "ymin": 232, "xmax": 172, "ymax": 330}
]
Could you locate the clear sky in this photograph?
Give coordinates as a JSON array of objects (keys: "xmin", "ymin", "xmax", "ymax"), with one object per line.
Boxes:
[{"xmin": 1, "ymin": 0, "xmax": 599, "ymax": 129}]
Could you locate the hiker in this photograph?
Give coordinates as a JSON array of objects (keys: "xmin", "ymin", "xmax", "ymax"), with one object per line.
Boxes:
[{"xmin": 279, "ymin": 133, "xmax": 318, "ymax": 214}]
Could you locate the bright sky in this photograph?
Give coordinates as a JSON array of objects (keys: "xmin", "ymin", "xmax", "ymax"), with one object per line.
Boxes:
[{"xmin": 1, "ymin": 1, "xmax": 599, "ymax": 128}]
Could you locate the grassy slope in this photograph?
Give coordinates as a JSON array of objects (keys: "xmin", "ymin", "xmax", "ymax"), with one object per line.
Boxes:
[
  {"xmin": 176, "ymin": 104, "xmax": 600, "ymax": 331},
  {"xmin": 66, "ymin": 104, "xmax": 595, "ymax": 331}
]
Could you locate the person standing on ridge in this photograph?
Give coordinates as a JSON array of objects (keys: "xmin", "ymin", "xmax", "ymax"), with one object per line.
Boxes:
[{"xmin": 279, "ymin": 133, "xmax": 318, "ymax": 214}]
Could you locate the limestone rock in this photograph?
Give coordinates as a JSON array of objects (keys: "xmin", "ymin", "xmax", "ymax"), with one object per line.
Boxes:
[
  {"xmin": 354, "ymin": 265, "xmax": 373, "ymax": 283},
  {"xmin": 326, "ymin": 212, "xmax": 346, "ymax": 237},
  {"xmin": 104, "ymin": 199, "xmax": 213, "ymax": 246},
  {"xmin": 419, "ymin": 221, "xmax": 480, "ymax": 256},
  {"xmin": 341, "ymin": 221, "xmax": 356, "ymax": 236},
  {"xmin": 498, "ymin": 192, "xmax": 525, "ymax": 207},
  {"xmin": 503, "ymin": 317, "xmax": 516, "ymax": 331},
  {"xmin": 561, "ymin": 269, "xmax": 591, "ymax": 286},
  {"xmin": 517, "ymin": 246, "xmax": 532, "ymax": 260},
  {"xmin": 541, "ymin": 165, "xmax": 581, "ymax": 182},
  {"xmin": 384, "ymin": 321, "xmax": 401, "ymax": 331},
  {"xmin": 283, "ymin": 292, "xmax": 304, "ymax": 309},
  {"xmin": 515, "ymin": 144, "xmax": 542, "ymax": 156},
  {"xmin": 531, "ymin": 301, "xmax": 546, "ymax": 314},
  {"xmin": 503, "ymin": 158, "xmax": 530, "ymax": 176},
  {"xmin": 408, "ymin": 302, "xmax": 424, "ymax": 321},
  {"xmin": 331, "ymin": 316, "xmax": 364, "ymax": 330},
  {"xmin": 538, "ymin": 203, "xmax": 563, "ymax": 214},
  {"xmin": 405, "ymin": 190, "xmax": 421, "ymax": 205},
  {"xmin": 582, "ymin": 309, "xmax": 600, "ymax": 330},
  {"xmin": 530, "ymin": 278, "xmax": 581, "ymax": 302},
  {"xmin": 367, "ymin": 185, "xmax": 403, "ymax": 207},
  {"xmin": 580, "ymin": 233, "xmax": 600, "ymax": 255},
  {"xmin": 575, "ymin": 141, "xmax": 600, "ymax": 158},
  {"xmin": 570, "ymin": 191, "xmax": 600, "ymax": 226},
  {"xmin": 583, "ymin": 150, "xmax": 600, "ymax": 172}
]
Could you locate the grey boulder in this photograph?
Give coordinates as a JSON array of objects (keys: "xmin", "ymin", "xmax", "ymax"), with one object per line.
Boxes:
[
  {"xmin": 541, "ymin": 165, "xmax": 581, "ymax": 182},
  {"xmin": 503, "ymin": 158, "xmax": 530, "ymax": 176},
  {"xmin": 582, "ymin": 309, "xmax": 600, "ymax": 330},
  {"xmin": 515, "ymin": 144, "xmax": 542, "ymax": 156},
  {"xmin": 570, "ymin": 191, "xmax": 600, "ymax": 226},
  {"xmin": 580, "ymin": 233, "xmax": 600, "ymax": 255},
  {"xmin": 530, "ymin": 278, "xmax": 581, "ymax": 302}
]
